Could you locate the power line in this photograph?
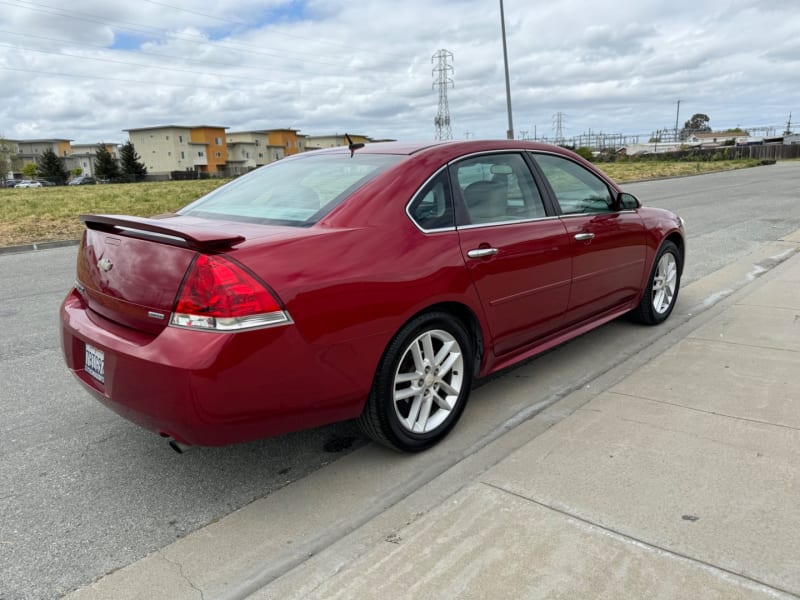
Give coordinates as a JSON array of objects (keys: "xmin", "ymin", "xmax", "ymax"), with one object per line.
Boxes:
[
  {"xmin": 0, "ymin": 0, "xmax": 407, "ymax": 70},
  {"xmin": 0, "ymin": 33, "xmax": 375, "ymax": 81},
  {"xmin": 136, "ymin": 0, "xmax": 404, "ymax": 58}
]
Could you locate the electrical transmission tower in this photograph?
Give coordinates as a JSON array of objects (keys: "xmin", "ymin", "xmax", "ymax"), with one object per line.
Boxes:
[
  {"xmin": 553, "ymin": 112, "xmax": 565, "ymax": 144},
  {"xmin": 432, "ymin": 49, "xmax": 454, "ymax": 140}
]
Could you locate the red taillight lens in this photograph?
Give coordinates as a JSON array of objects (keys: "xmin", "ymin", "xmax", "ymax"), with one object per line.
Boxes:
[{"xmin": 170, "ymin": 254, "xmax": 291, "ymax": 331}]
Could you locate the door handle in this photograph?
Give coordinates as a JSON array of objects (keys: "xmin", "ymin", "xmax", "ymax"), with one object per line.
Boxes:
[
  {"xmin": 574, "ymin": 232, "xmax": 595, "ymax": 241},
  {"xmin": 467, "ymin": 247, "xmax": 499, "ymax": 258}
]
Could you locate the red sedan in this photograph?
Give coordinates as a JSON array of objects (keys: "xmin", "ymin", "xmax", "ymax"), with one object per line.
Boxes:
[{"xmin": 60, "ymin": 140, "xmax": 684, "ymax": 452}]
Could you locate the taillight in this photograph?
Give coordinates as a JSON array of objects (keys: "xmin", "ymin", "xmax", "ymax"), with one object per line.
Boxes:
[{"xmin": 170, "ymin": 254, "xmax": 292, "ymax": 332}]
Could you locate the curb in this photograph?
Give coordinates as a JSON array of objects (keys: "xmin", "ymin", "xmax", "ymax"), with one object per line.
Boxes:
[{"xmin": 0, "ymin": 239, "xmax": 80, "ymax": 256}]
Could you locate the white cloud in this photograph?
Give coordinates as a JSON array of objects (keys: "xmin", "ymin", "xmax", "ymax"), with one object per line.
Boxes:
[{"xmin": 0, "ymin": 0, "xmax": 797, "ymax": 144}]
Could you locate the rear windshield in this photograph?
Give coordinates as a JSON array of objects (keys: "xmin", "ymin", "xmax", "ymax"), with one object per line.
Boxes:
[{"xmin": 179, "ymin": 153, "xmax": 404, "ymax": 226}]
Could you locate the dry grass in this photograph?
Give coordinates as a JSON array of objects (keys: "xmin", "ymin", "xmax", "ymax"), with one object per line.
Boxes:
[
  {"xmin": 600, "ymin": 159, "xmax": 762, "ymax": 183},
  {"xmin": 0, "ymin": 179, "xmax": 226, "ymax": 246},
  {"xmin": 0, "ymin": 159, "xmax": 764, "ymax": 246}
]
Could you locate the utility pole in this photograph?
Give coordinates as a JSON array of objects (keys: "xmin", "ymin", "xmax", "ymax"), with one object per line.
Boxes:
[
  {"xmin": 432, "ymin": 49, "xmax": 454, "ymax": 140},
  {"xmin": 499, "ymin": 0, "xmax": 514, "ymax": 140},
  {"xmin": 786, "ymin": 112, "xmax": 793, "ymax": 135},
  {"xmin": 674, "ymin": 99, "xmax": 681, "ymax": 140}
]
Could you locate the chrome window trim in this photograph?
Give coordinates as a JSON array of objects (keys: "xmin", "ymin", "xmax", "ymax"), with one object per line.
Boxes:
[
  {"xmin": 406, "ymin": 148, "xmax": 617, "ymax": 234},
  {"xmin": 458, "ymin": 215, "xmax": 559, "ymax": 230},
  {"xmin": 405, "ymin": 165, "xmax": 457, "ymax": 234},
  {"xmin": 449, "ymin": 150, "xmax": 550, "ymax": 230},
  {"xmin": 557, "ymin": 209, "xmax": 638, "ymax": 219}
]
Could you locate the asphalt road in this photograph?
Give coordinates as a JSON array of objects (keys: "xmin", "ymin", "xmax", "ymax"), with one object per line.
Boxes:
[{"xmin": 1, "ymin": 162, "xmax": 799, "ymax": 599}]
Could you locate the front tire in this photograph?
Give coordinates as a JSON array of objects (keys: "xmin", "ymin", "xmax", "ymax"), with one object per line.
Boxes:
[
  {"xmin": 632, "ymin": 240, "xmax": 681, "ymax": 325},
  {"xmin": 357, "ymin": 311, "xmax": 474, "ymax": 452}
]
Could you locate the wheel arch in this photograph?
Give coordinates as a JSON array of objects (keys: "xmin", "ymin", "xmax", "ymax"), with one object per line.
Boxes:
[
  {"xmin": 665, "ymin": 231, "xmax": 685, "ymax": 274},
  {"xmin": 396, "ymin": 301, "xmax": 485, "ymax": 379}
]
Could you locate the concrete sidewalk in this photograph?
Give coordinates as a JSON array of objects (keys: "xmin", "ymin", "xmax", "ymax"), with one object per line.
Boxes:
[
  {"xmin": 68, "ymin": 244, "xmax": 800, "ymax": 600},
  {"xmin": 255, "ymin": 251, "xmax": 800, "ymax": 599}
]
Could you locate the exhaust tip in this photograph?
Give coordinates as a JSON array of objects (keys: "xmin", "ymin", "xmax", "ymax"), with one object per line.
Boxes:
[{"xmin": 168, "ymin": 439, "xmax": 192, "ymax": 454}]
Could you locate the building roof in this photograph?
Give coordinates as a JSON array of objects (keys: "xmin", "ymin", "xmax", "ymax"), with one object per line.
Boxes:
[{"xmin": 123, "ymin": 125, "xmax": 229, "ymax": 132}]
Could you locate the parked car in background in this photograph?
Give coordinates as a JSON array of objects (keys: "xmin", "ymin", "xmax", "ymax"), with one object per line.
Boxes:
[
  {"xmin": 14, "ymin": 180, "xmax": 42, "ymax": 188},
  {"xmin": 61, "ymin": 140, "xmax": 685, "ymax": 453},
  {"xmin": 34, "ymin": 179, "xmax": 56, "ymax": 187},
  {"xmin": 68, "ymin": 176, "xmax": 96, "ymax": 186}
]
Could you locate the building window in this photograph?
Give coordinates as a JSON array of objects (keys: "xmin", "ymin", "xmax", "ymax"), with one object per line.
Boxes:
[
  {"xmin": 198, "ymin": 151, "xmax": 204, "ymax": 157},
  {"xmin": 215, "ymin": 137, "xmax": 221, "ymax": 145},
  {"xmin": 258, "ymin": 153, "xmax": 263, "ymax": 158},
  {"xmin": 179, "ymin": 135, "xmax": 183, "ymax": 143},
  {"xmin": 215, "ymin": 151, "xmax": 221, "ymax": 158},
  {"xmin": 166, "ymin": 135, "xmax": 169, "ymax": 140},
  {"xmin": 168, "ymin": 152, "xmax": 171, "ymax": 156},
  {"xmin": 255, "ymin": 139, "xmax": 260, "ymax": 146},
  {"xmin": 245, "ymin": 152, "xmax": 250, "ymax": 158},
  {"xmin": 181, "ymin": 151, "xmax": 185, "ymax": 159}
]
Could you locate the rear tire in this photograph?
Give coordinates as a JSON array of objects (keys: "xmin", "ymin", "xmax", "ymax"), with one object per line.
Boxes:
[
  {"xmin": 357, "ymin": 311, "xmax": 474, "ymax": 452},
  {"xmin": 632, "ymin": 240, "xmax": 681, "ymax": 325}
]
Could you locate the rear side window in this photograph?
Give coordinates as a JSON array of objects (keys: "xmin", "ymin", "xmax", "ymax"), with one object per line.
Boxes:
[
  {"xmin": 180, "ymin": 154, "xmax": 403, "ymax": 226},
  {"xmin": 452, "ymin": 153, "xmax": 546, "ymax": 226},
  {"xmin": 407, "ymin": 170, "xmax": 455, "ymax": 231},
  {"xmin": 532, "ymin": 153, "xmax": 614, "ymax": 215}
]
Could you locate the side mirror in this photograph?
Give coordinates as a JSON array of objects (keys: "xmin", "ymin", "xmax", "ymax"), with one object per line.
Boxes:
[{"xmin": 618, "ymin": 192, "xmax": 640, "ymax": 210}]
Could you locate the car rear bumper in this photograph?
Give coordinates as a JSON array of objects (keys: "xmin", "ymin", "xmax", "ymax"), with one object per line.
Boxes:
[{"xmin": 60, "ymin": 289, "xmax": 373, "ymax": 446}]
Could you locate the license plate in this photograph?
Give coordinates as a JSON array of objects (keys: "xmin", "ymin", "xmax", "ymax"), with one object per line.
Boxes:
[{"xmin": 85, "ymin": 343, "xmax": 105, "ymax": 384}]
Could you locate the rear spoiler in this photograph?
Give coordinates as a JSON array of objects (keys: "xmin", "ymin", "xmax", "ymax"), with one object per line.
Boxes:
[{"xmin": 80, "ymin": 214, "xmax": 245, "ymax": 251}]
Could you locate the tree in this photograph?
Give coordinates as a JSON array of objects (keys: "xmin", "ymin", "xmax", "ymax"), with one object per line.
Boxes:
[
  {"xmin": 22, "ymin": 162, "xmax": 38, "ymax": 178},
  {"xmin": 72, "ymin": 167, "xmax": 83, "ymax": 177},
  {"xmin": 94, "ymin": 144, "xmax": 120, "ymax": 181},
  {"xmin": 684, "ymin": 113, "xmax": 711, "ymax": 132},
  {"xmin": 119, "ymin": 141, "xmax": 147, "ymax": 182},
  {"xmin": 37, "ymin": 148, "xmax": 70, "ymax": 184},
  {"xmin": 0, "ymin": 135, "xmax": 22, "ymax": 178}
]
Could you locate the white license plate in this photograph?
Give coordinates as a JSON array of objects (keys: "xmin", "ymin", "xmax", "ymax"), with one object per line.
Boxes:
[{"xmin": 85, "ymin": 343, "xmax": 105, "ymax": 384}]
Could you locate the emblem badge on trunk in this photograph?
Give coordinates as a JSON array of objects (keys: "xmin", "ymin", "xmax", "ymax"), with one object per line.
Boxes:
[{"xmin": 97, "ymin": 258, "xmax": 113, "ymax": 272}]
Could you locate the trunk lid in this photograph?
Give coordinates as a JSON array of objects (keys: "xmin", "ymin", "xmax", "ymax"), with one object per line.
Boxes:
[{"xmin": 76, "ymin": 214, "xmax": 247, "ymax": 334}]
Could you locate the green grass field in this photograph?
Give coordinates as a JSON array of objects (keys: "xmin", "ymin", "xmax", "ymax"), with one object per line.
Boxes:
[{"xmin": 0, "ymin": 159, "xmax": 762, "ymax": 247}]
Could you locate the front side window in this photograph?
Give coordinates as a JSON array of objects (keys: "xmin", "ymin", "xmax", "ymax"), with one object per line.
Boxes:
[
  {"xmin": 452, "ymin": 153, "xmax": 546, "ymax": 226},
  {"xmin": 407, "ymin": 169, "xmax": 455, "ymax": 231},
  {"xmin": 532, "ymin": 153, "xmax": 613, "ymax": 215},
  {"xmin": 180, "ymin": 153, "xmax": 403, "ymax": 226}
]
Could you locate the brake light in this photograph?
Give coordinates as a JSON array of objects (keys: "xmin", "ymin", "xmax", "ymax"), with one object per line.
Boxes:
[{"xmin": 170, "ymin": 254, "xmax": 292, "ymax": 331}]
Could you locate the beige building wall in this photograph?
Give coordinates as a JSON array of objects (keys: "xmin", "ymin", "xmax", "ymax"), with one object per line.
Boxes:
[
  {"xmin": 306, "ymin": 134, "xmax": 371, "ymax": 150},
  {"xmin": 227, "ymin": 131, "xmax": 286, "ymax": 174},
  {"xmin": 125, "ymin": 126, "xmax": 196, "ymax": 175},
  {"xmin": 14, "ymin": 139, "xmax": 73, "ymax": 172},
  {"xmin": 65, "ymin": 143, "xmax": 120, "ymax": 177}
]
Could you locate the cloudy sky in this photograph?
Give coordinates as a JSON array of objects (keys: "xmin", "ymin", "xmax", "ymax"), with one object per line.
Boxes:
[{"xmin": 0, "ymin": 0, "xmax": 797, "ymax": 145}]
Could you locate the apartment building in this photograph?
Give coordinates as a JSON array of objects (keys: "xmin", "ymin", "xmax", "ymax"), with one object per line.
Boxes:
[
  {"xmin": 264, "ymin": 128, "xmax": 307, "ymax": 155},
  {"xmin": 225, "ymin": 131, "xmax": 285, "ymax": 175},
  {"xmin": 66, "ymin": 143, "xmax": 120, "ymax": 177},
  {"xmin": 16, "ymin": 138, "xmax": 72, "ymax": 161},
  {"xmin": 124, "ymin": 125, "xmax": 228, "ymax": 177},
  {"xmin": 306, "ymin": 133, "xmax": 372, "ymax": 150},
  {"xmin": 124, "ymin": 126, "xmax": 308, "ymax": 177},
  {"xmin": 3, "ymin": 126, "xmax": 383, "ymax": 181}
]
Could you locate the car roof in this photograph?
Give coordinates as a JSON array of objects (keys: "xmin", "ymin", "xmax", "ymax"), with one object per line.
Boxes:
[{"xmin": 309, "ymin": 139, "xmax": 575, "ymax": 158}]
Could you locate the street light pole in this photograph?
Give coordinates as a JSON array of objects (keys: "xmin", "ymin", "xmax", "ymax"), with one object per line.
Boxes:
[{"xmin": 499, "ymin": 0, "xmax": 514, "ymax": 140}]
